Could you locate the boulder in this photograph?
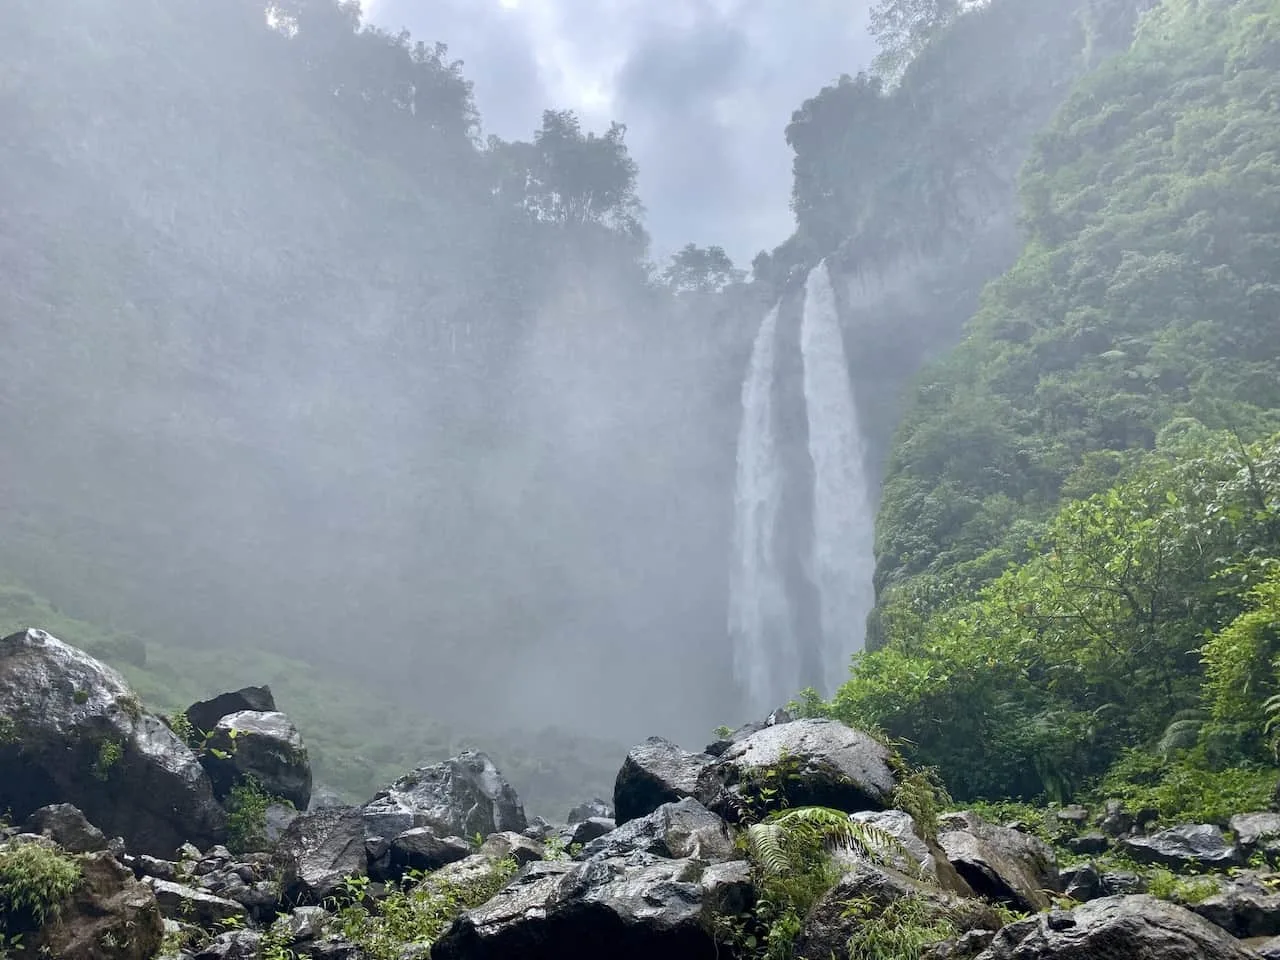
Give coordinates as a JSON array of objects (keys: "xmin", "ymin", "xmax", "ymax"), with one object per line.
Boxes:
[
  {"xmin": 1230, "ymin": 812, "xmax": 1280, "ymax": 856},
  {"xmin": 361, "ymin": 751, "xmax": 526, "ymax": 841},
  {"xmin": 148, "ymin": 878, "xmax": 249, "ymax": 926},
  {"xmin": 192, "ymin": 930, "xmax": 263, "ymax": 960},
  {"xmin": 976, "ymin": 895, "xmax": 1256, "ymax": 960},
  {"xmin": 202, "ymin": 710, "xmax": 312, "ymax": 810},
  {"xmin": 613, "ymin": 738, "xmax": 713, "ymax": 825},
  {"xmin": 185, "ymin": 687, "xmax": 276, "ymax": 739},
  {"xmin": 274, "ymin": 806, "xmax": 367, "ymax": 904},
  {"xmin": 391, "ymin": 827, "xmax": 474, "ymax": 873},
  {"xmin": 1191, "ymin": 875, "xmax": 1280, "ymax": 938},
  {"xmin": 1119, "ymin": 824, "xmax": 1243, "ymax": 869},
  {"xmin": 478, "ymin": 831, "xmax": 544, "ymax": 867},
  {"xmin": 703, "ymin": 708, "xmax": 793, "ymax": 757},
  {"xmin": 432, "ymin": 854, "xmax": 754, "ymax": 960},
  {"xmin": 0, "ymin": 628, "xmax": 226, "ymax": 855},
  {"xmin": 1065, "ymin": 832, "xmax": 1108, "ymax": 855},
  {"xmin": 566, "ymin": 817, "xmax": 615, "ymax": 847},
  {"xmin": 21, "ymin": 849, "xmax": 164, "ymax": 960},
  {"xmin": 847, "ymin": 810, "xmax": 974, "ymax": 896},
  {"xmin": 797, "ymin": 861, "xmax": 1001, "ymax": 960},
  {"xmin": 23, "ymin": 803, "xmax": 108, "ymax": 854},
  {"xmin": 1097, "ymin": 799, "xmax": 1133, "ymax": 837},
  {"xmin": 577, "ymin": 798, "xmax": 735, "ymax": 863},
  {"xmin": 1256, "ymin": 935, "xmax": 1280, "ymax": 960},
  {"xmin": 1058, "ymin": 863, "xmax": 1104, "ymax": 902},
  {"xmin": 696, "ymin": 719, "xmax": 895, "ymax": 820},
  {"xmin": 567, "ymin": 799, "xmax": 613, "ymax": 824},
  {"xmin": 937, "ymin": 812, "xmax": 1058, "ymax": 912}
]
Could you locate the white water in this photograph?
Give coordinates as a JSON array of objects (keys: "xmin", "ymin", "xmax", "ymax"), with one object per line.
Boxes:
[
  {"xmin": 728, "ymin": 301, "xmax": 795, "ymax": 715},
  {"xmin": 800, "ymin": 261, "xmax": 877, "ymax": 694}
]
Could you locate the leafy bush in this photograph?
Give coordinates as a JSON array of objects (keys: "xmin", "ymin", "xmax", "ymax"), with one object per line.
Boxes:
[
  {"xmin": 0, "ymin": 842, "xmax": 81, "ymax": 935},
  {"xmin": 842, "ymin": 894, "xmax": 959, "ymax": 960},
  {"xmin": 225, "ymin": 777, "xmax": 293, "ymax": 855}
]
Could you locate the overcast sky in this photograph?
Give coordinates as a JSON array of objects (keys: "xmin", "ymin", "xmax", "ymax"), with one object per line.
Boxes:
[{"xmin": 361, "ymin": 0, "xmax": 878, "ymax": 266}]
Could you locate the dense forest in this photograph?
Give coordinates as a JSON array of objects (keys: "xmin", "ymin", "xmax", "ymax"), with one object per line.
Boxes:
[{"xmin": 809, "ymin": 0, "xmax": 1280, "ymax": 824}]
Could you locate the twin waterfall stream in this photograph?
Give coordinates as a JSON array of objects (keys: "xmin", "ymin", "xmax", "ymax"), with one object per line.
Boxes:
[{"xmin": 729, "ymin": 261, "xmax": 877, "ymax": 716}]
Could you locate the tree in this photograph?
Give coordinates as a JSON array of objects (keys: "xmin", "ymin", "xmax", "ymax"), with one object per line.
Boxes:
[
  {"xmin": 661, "ymin": 244, "xmax": 745, "ymax": 294},
  {"xmin": 868, "ymin": 0, "xmax": 977, "ymax": 82},
  {"xmin": 489, "ymin": 110, "xmax": 644, "ymax": 242}
]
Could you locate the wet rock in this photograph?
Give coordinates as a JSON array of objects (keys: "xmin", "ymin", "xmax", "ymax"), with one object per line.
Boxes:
[
  {"xmin": 796, "ymin": 861, "xmax": 1001, "ymax": 960},
  {"xmin": 23, "ymin": 803, "xmax": 108, "ymax": 853},
  {"xmin": 1054, "ymin": 805, "xmax": 1089, "ymax": 827},
  {"xmin": 1101, "ymin": 870, "xmax": 1146, "ymax": 896},
  {"xmin": 613, "ymin": 737, "xmax": 713, "ymax": 825},
  {"xmin": 522, "ymin": 816, "xmax": 558, "ymax": 841},
  {"xmin": 1065, "ymin": 832, "xmax": 1108, "ymax": 855},
  {"xmin": 566, "ymin": 817, "xmax": 615, "ymax": 847},
  {"xmin": 275, "ymin": 806, "xmax": 367, "ymax": 904},
  {"xmin": 361, "ymin": 751, "xmax": 526, "ymax": 841},
  {"xmin": 19, "ymin": 847, "xmax": 165, "ymax": 960},
  {"xmin": 1231, "ymin": 812, "xmax": 1280, "ymax": 856},
  {"xmin": 1119, "ymin": 824, "xmax": 1243, "ymax": 869},
  {"xmin": 577, "ymin": 798, "xmax": 735, "ymax": 863},
  {"xmin": 185, "ymin": 687, "xmax": 276, "ymax": 739},
  {"xmin": 847, "ymin": 810, "xmax": 974, "ymax": 896},
  {"xmin": 976, "ymin": 894, "xmax": 1256, "ymax": 960},
  {"xmin": 1058, "ymin": 863, "xmax": 1104, "ymax": 902},
  {"xmin": 432, "ymin": 853, "xmax": 754, "ymax": 960},
  {"xmin": 138, "ymin": 854, "xmax": 181, "ymax": 882},
  {"xmin": 479, "ymin": 831, "xmax": 544, "ymax": 867},
  {"xmin": 0, "ymin": 628, "xmax": 226, "ymax": 856},
  {"xmin": 938, "ymin": 812, "xmax": 1058, "ymax": 912},
  {"xmin": 1191, "ymin": 875, "xmax": 1280, "ymax": 938},
  {"xmin": 1098, "ymin": 800, "xmax": 1133, "ymax": 837},
  {"xmin": 925, "ymin": 929, "xmax": 998, "ymax": 960},
  {"xmin": 391, "ymin": 826, "xmax": 474, "ymax": 872},
  {"xmin": 1255, "ymin": 934, "xmax": 1280, "ymax": 959},
  {"xmin": 567, "ymin": 798, "xmax": 613, "ymax": 824},
  {"xmin": 697, "ymin": 719, "xmax": 895, "ymax": 820},
  {"xmin": 149, "ymin": 878, "xmax": 249, "ymax": 926},
  {"xmin": 192, "ymin": 930, "xmax": 262, "ymax": 960},
  {"xmin": 202, "ymin": 710, "xmax": 312, "ymax": 810}
]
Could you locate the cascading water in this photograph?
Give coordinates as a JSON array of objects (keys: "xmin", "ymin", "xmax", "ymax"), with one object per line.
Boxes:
[
  {"xmin": 799, "ymin": 261, "xmax": 877, "ymax": 694},
  {"xmin": 728, "ymin": 302, "xmax": 795, "ymax": 715}
]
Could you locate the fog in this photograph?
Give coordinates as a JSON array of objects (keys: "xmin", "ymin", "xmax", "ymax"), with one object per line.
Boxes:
[{"xmin": 0, "ymin": 0, "xmax": 800, "ymax": 762}]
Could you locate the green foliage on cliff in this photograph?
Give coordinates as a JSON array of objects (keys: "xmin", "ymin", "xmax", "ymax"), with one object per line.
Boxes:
[
  {"xmin": 831, "ymin": 0, "xmax": 1280, "ymax": 810},
  {"xmin": 876, "ymin": 0, "xmax": 1280, "ymax": 597}
]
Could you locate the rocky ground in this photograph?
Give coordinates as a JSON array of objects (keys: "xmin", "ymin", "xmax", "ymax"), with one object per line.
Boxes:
[{"xmin": 4, "ymin": 626, "xmax": 1280, "ymax": 959}]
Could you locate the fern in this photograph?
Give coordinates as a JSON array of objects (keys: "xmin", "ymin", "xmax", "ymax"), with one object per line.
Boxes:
[{"xmin": 747, "ymin": 807, "xmax": 915, "ymax": 877}]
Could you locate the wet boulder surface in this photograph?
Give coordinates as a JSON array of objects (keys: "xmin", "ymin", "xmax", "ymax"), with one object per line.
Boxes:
[
  {"xmin": 696, "ymin": 719, "xmax": 896, "ymax": 819},
  {"xmin": 0, "ymin": 628, "xmax": 226, "ymax": 856},
  {"xmin": 613, "ymin": 737, "xmax": 714, "ymax": 825},
  {"xmin": 201, "ymin": 709, "xmax": 312, "ymax": 810},
  {"xmin": 361, "ymin": 751, "xmax": 526, "ymax": 841},
  {"xmin": 976, "ymin": 894, "xmax": 1258, "ymax": 960}
]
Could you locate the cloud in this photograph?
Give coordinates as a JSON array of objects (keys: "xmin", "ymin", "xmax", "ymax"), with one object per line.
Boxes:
[{"xmin": 366, "ymin": 0, "xmax": 878, "ymax": 264}]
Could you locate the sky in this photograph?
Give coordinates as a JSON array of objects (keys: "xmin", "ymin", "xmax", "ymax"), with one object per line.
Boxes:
[{"xmin": 361, "ymin": 0, "xmax": 879, "ymax": 266}]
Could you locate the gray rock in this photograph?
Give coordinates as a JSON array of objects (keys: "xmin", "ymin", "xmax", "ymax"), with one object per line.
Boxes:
[
  {"xmin": 432, "ymin": 854, "xmax": 754, "ymax": 960},
  {"xmin": 797, "ymin": 861, "xmax": 1001, "ymax": 960},
  {"xmin": 938, "ymin": 812, "xmax": 1058, "ymax": 912},
  {"xmin": 1101, "ymin": 870, "xmax": 1146, "ymax": 896},
  {"xmin": 846, "ymin": 809, "xmax": 974, "ymax": 896},
  {"xmin": 138, "ymin": 854, "xmax": 181, "ymax": 882},
  {"xmin": 265, "ymin": 802, "xmax": 301, "ymax": 845},
  {"xmin": 578, "ymin": 798, "xmax": 735, "ymax": 863},
  {"xmin": 697, "ymin": 719, "xmax": 895, "ymax": 820},
  {"xmin": 1191, "ymin": 876, "xmax": 1280, "ymax": 938},
  {"xmin": 1098, "ymin": 799, "xmax": 1133, "ymax": 837},
  {"xmin": 203, "ymin": 710, "xmax": 312, "ymax": 810},
  {"xmin": 479, "ymin": 831, "xmax": 544, "ymax": 867},
  {"xmin": 193, "ymin": 930, "xmax": 263, "ymax": 960},
  {"xmin": 23, "ymin": 803, "xmax": 108, "ymax": 853},
  {"xmin": 1055, "ymin": 805, "xmax": 1089, "ymax": 826},
  {"xmin": 392, "ymin": 827, "xmax": 474, "ymax": 872},
  {"xmin": 1255, "ymin": 934, "xmax": 1280, "ymax": 959},
  {"xmin": 1231, "ymin": 812, "xmax": 1280, "ymax": 853},
  {"xmin": 0, "ymin": 628, "xmax": 226, "ymax": 855},
  {"xmin": 1120, "ymin": 824, "xmax": 1243, "ymax": 869},
  {"xmin": 275, "ymin": 806, "xmax": 367, "ymax": 904},
  {"xmin": 14, "ymin": 847, "xmax": 164, "ymax": 960},
  {"xmin": 362, "ymin": 751, "xmax": 526, "ymax": 841},
  {"xmin": 149, "ymin": 878, "xmax": 249, "ymax": 926},
  {"xmin": 613, "ymin": 737, "xmax": 713, "ymax": 825},
  {"xmin": 567, "ymin": 817, "xmax": 615, "ymax": 847},
  {"xmin": 1066, "ymin": 832, "xmax": 1109, "ymax": 855},
  {"xmin": 185, "ymin": 687, "xmax": 276, "ymax": 740},
  {"xmin": 975, "ymin": 895, "xmax": 1256, "ymax": 960},
  {"xmin": 567, "ymin": 798, "xmax": 613, "ymax": 824},
  {"xmin": 1058, "ymin": 863, "xmax": 1103, "ymax": 902}
]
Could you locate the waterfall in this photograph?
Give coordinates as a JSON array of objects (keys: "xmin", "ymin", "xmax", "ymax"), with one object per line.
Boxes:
[
  {"xmin": 800, "ymin": 261, "xmax": 877, "ymax": 694},
  {"xmin": 728, "ymin": 302, "xmax": 795, "ymax": 715}
]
